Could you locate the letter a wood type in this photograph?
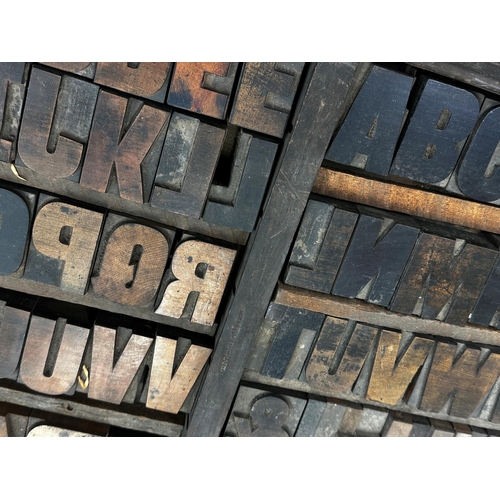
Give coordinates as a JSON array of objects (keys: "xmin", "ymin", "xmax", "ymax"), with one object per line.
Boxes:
[
  {"xmin": 19, "ymin": 316, "xmax": 90, "ymax": 396},
  {"xmin": 146, "ymin": 336, "xmax": 211, "ymax": 414},
  {"xmin": 88, "ymin": 325, "xmax": 152, "ymax": 405}
]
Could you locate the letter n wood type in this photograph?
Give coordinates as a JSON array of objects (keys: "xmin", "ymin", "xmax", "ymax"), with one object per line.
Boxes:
[
  {"xmin": 390, "ymin": 78, "xmax": 479, "ymax": 185},
  {"xmin": 90, "ymin": 214, "xmax": 173, "ymax": 308},
  {"xmin": 390, "ymin": 233, "xmax": 497, "ymax": 326},
  {"xmin": 80, "ymin": 90, "xmax": 169, "ymax": 203},
  {"xmin": 94, "ymin": 63, "xmax": 172, "ymax": 102},
  {"xmin": 146, "ymin": 336, "xmax": 211, "ymax": 414},
  {"xmin": 150, "ymin": 112, "xmax": 225, "ymax": 218},
  {"xmin": 325, "ymin": 65, "xmax": 413, "ymax": 176},
  {"xmin": 17, "ymin": 68, "xmax": 98, "ymax": 178},
  {"xmin": 19, "ymin": 316, "xmax": 90, "ymax": 396},
  {"xmin": 230, "ymin": 63, "xmax": 305, "ymax": 138},
  {"xmin": 203, "ymin": 132, "xmax": 278, "ymax": 232},
  {"xmin": 306, "ymin": 317, "xmax": 378, "ymax": 396},
  {"xmin": 168, "ymin": 63, "xmax": 238, "ymax": 120},
  {"xmin": 420, "ymin": 343, "xmax": 500, "ymax": 418},
  {"xmin": 332, "ymin": 213, "xmax": 419, "ymax": 307},
  {"xmin": 24, "ymin": 196, "xmax": 104, "ymax": 294},
  {"xmin": 284, "ymin": 200, "xmax": 358, "ymax": 293}
]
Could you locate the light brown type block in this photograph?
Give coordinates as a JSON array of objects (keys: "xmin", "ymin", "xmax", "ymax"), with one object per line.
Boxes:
[
  {"xmin": 168, "ymin": 63, "xmax": 238, "ymax": 119},
  {"xmin": 230, "ymin": 62, "xmax": 305, "ymax": 138},
  {"xmin": 155, "ymin": 240, "xmax": 236, "ymax": 326},
  {"xmin": 88, "ymin": 325, "xmax": 153, "ymax": 405},
  {"xmin": 94, "ymin": 63, "xmax": 172, "ymax": 102},
  {"xmin": 146, "ymin": 336, "xmax": 211, "ymax": 414},
  {"xmin": 27, "ymin": 425, "xmax": 99, "ymax": 437},
  {"xmin": 24, "ymin": 200, "xmax": 104, "ymax": 294},
  {"xmin": 19, "ymin": 316, "xmax": 90, "ymax": 396},
  {"xmin": 41, "ymin": 63, "xmax": 95, "ymax": 78},
  {"xmin": 0, "ymin": 306, "xmax": 31, "ymax": 379},
  {"xmin": 91, "ymin": 222, "xmax": 170, "ymax": 307}
]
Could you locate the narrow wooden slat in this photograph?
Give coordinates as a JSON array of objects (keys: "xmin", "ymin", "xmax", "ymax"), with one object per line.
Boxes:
[{"xmin": 313, "ymin": 168, "xmax": 500, "ymax": 235}]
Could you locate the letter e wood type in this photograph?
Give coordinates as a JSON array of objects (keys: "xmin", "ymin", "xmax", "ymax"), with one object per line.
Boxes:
[
  {"xmin": 326, "ymin": 65, "xmax": 413, "ymax": 176},
  {"xmin": 19, "ymin": 316, "xmax": 90, "ymax": 396},
  {"xmin": 146, "ymin": 336, "xmax": 211, "ymax": 414},
  {"xmin": 24, "ymin": 201, "xmax": 103, "ymax": 294},
  {"xmin": 230, "ymin": 63, "xmax": 305, "ymax": 138},
  {"xmin": 168, "ymin": 63, "xmax": 238, "ymax": 119},
  {"xmin": 155, "ymin": 240, "xmax": 236, "ymax": 326}
]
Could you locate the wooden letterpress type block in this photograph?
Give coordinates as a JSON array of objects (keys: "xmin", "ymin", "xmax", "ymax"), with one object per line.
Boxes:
[
  {"xmin": 229, "ymin": 62, "xmax": 305, "ymax": 138},
  {"xmin": 87, "ymin": 324, "xmax": 153, "ymax": 405},
  {"xmin": 89, "ymin": 213, "xmax": 173, "ymax": 308},
  {"xmin": 390, "ymin": 78, "xmax": 479, "ymax": 185},
  {"xmin": 80, "ymin": 90, "xmax": 169, "ymax": 203},
  {"xmin": 145, "ymin": 335, "xmax": 211, "ymax": 414},
  {"xmin": 168, "ymin": 62, "xmax": 238, "ymax": 119},
  {"xmin": 469, "ymin": 256, "xmax": 500, "ymax": 328},
  {"xmin": 154, "ymin": 236, "xmax": 236, "ymax": 326},
  {"xmin": 17, "ymin": 68, "xmax": 98, "ymax": 178},
  {"xmin": 40, "ymin": 63, "xmax": 96, "ymax": 79},
  {"xmin": 18, "ymin": 315, "xmax": 90, "ymax": 396},
  {"xmin": 203, "ymin": 131, "xmax": 278, "ymax": 232},
  {"xmin": 94, "ymin": 63, "xmax": 172, "ymax": 102},
  {"xmin": 326, "ymin": 65, "xmax": 413, "ymax": 176},
  {"xmin": 456, "ymin": 104, "xmax": 500, "ymax": 203},
  {"xmin": 260, "ymin": 303, "xmax": 325, "ymax": 380},
  {"xmin": 390, "ymin": 233, "xmax": 497, "ymax": 325},
  {"xmin": 0, "ymin": 63, "xmax": 25, "ymax": 162},
  {"xmin": 150, "ymin": 112, "xmax": 225, "ymax": 218},
  {"xmin": 332, "ymin": 212, "xmax": 420, "ymax": 307},
  {"xmin": 420, "ymin": 343, "xmax": 500, "ymax": 419},
  {"xmin": 24, "ymin": 196, "xmax": 104, "ymax": 294},
  {"xmin": 306, "ymin": 319, "xmax": 378, "ymax": 396},
  {"xmin": 284, "ymin": 199, "xmax": 358, "ymax": 293},
  {"xmin": 0, "ymin": 304, "xmax": 30, "ymax": 379}
]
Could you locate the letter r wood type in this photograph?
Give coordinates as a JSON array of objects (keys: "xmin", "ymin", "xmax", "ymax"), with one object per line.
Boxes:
[{"xmin": 155, "ymin": 240, "xmax": 236, "ymax": 326}]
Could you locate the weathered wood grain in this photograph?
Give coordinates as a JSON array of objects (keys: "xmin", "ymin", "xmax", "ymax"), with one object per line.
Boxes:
[
  {"xmin": 41, "ymin": 63, "xmax": 95, "ymax": 78},
  {"xmin": 168, "ymin": 63, "xmax": 238, "ymax": 119},
  {"xmin": 187, "ymin": 63, "xmax": 370, "ymax": 436},
  {"xmin": 312, "ymin": 168, "xmax": 500, "ymax": 235},
  {"xmin": 0, "ymin": 306, "xmax": 30, "ymax": 379}
]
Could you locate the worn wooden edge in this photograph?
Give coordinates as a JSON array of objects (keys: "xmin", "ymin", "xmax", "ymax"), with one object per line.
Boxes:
[
  {"xmin": 2, "ymin": 161, "xmax": 248, "ymax": 246},
  {"xmin": 241, "ymin": 371, "xmax": 500, "ymax": 433},
  {"xmin": 313, "ymin": 168, "xmax": 500, "ymax": 235},
  {"xmin": 186, "ymin": 63, "xmax": 373, "ymax": 436},
  {"xmin": 0, "ymin": 279, "xmax": 216, "ymax": 336},
  {"xmin": 409, "ymin": 62, "xmax": 500, "ymax": 96},
  {"xmin": 0, "ymin": 385, "xmax": 184, "ymax": 436},
  {"xmin": 275, "ymin": 283, "xmax": 500, "ymax": 347}
]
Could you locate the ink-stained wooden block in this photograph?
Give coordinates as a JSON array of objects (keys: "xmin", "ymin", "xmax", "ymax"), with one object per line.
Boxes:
[
  {"xmin": 326, "ymin": 65, "xmax": 413, "ymax": 176},
  {"xmin": 223, "ymin": 386, "xmax": 306, "ymax": 437},
  {"xmin": 0, "ymin": 63, "xmax": 25, "ymax": 163},
  {"xmin": 420, "ymin": 344, "xmax": 500, "ymax": 418},
  {"xmin": 296, "ymin": 399, "xmax": 348, "ymax": 437},
  {"xmin": 90, "ymin": 213, "xmax": 174, "ymax": 308},
  {"xmin": 284, "ymin": 200, "xmax": 358, "ymax": 293},
  {"xmin": 337, "ymin": 405, "xmax": 364, "ymax": 436},
  {"xmin": 469, "ymin": 256, "xmax": 500, "ymax": 329},
  {"xmin": 354, "ymin": 407, "xmax": 389, "ymax": 436},
  {"xmin": 87, "ymin": 324, "xmax": 153, "ymax": 405},
  {"xmin": 24, "ymin": 195, "xmax": 104, "ymax": 295},
  {"xmin": 229, "ymin": 62, "xmax": 305, "ymax": 138},
  {"xmin": 40, "ymin": 63, "xmax": 96, "ymax": 79},
  {"xmin": 94, "ymin": 63, "xmax": 172, "ymax": 102},
  {"xmin": 260, "ymin": 303, "xmax": 325, "ymax": 380},
  {"xmin": 80, "ymin": 90, "xmax": 169, "ymax": 203},
  {"xmin": 332, "ymin": 212, "xmax": 419, "ymax": 307},
  {"xmin": 390, "ymin": 78, "xmax": 479, "ymax": 185},
  {"xmin": 168, "ymin": 63, "xmax": 238, "ymax": 119},
  {"xmin": 366, "ymin": 330, "xmax": 433, "ymax": 405},
  {"xmin": 456, "ymin": 104, "xmax": 500, "ymax": 203},
  {"xmin": 145, "ymin": 335, "xmax": 211, "ymax": 414},
  {"xmin": 305, "ymin": 317, "xmax": 378, "ymax": 395},
  {"xmin": 390, "ymin": 232, "xmax": 497, "ymax": 326},
  {"xmin": 203, "ymin": 132, "xmax": 278, "ymax": 232},
  {"xmin": 18, "ymin": 315, "xmax": 90, "ymax": 396},
  {"xmin": 150, "ymin": 112, "xmax": 225, "ymax": 218},
  {"xmin": 17, "ymin": 68, "xmax": 98, "ymax": 178},
  {"xmin": 0, "ymin": 304, "xmax": 30, "ymax": 379},
  {"xmin": 154, "ymin": 237, "xmax": 236, "ymax": 326}
]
